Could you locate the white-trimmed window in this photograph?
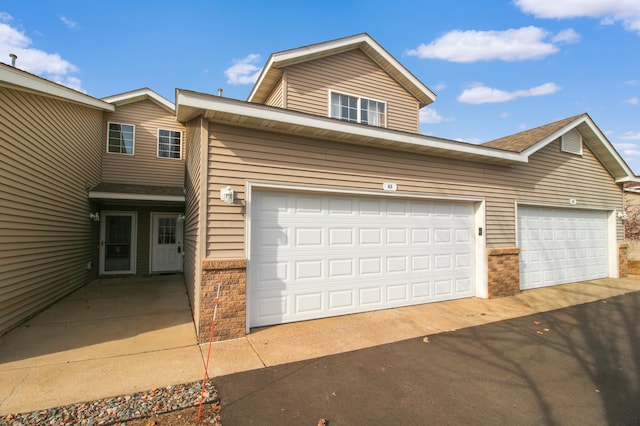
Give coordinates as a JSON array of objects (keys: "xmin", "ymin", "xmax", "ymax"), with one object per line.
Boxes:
[
  {"xmin": 330, "ymin": 91, "xmax": 387, "ymax": 127},
  {"xmin": 107, "ymin": 122, "xmax": 135, "ymax": 154},
  {"xmin": 158, "ymin": 129, "xmax": 182, "ymax": 159}
]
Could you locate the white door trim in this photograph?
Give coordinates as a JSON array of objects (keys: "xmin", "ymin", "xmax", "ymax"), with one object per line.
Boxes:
[
  {"xmin": 245, "ymin": 182, "xmax": 486, "ymax": 332},
  {"xmin": 99, "ymin": 211, "xmax": 137, "ymax": 275}
]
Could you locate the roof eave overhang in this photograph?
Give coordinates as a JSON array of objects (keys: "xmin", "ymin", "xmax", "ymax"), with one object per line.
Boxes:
[
  {"xmin": 0, "ymin": 65, "xmax": 114, "ymax": 111},
  {"xmin": 102, "ymin": 88, "xmax": 175, "ymax": 113},
  {"xmin": 177, "ymin": 90, "xmax": 523, "ymax": 166},
  {"xmin": 247, "ymin": 34, "xmax": 435, "ymax": 108},
  {"xmin": 88, "ymin": 192, "xmax": 185, "ymax": 202},
  {"xmin": 520, "ymin": 115, "xmax": 638, "ymax": 183}
]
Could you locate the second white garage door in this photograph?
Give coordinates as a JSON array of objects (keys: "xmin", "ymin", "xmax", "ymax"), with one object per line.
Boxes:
[
  {"xmin": 518, "ymin": 205, "xmax": 609, "ymax": 290},
  {"xmin": 249, "ymin": 191, "xmax": 476, "ymax": 327}
]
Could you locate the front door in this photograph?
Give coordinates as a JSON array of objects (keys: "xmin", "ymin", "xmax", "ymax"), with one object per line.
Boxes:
[
  {"xmin": 100, "ymin": 212, "xmax": 137, "ymax": 275},
  {"xmin": 151, "ymin": 213, "xmax": 183, "ymax": 273}
]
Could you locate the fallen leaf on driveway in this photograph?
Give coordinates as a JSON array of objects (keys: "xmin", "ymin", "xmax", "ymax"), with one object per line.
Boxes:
[
  {"xmin": 533, "ymin": 321, "xmax": 542, "ymax": 325},
  {"xmin": 318, "ymin": 418, "xmax": 328, "ymax": 426},
  {"xmin": 543, "ymin": 328, "xmax": 549, "ymax": 332},
  {"xmin": 331, "ymin": 392, "xmax": 336, "ymax": 397},
  {"xmin": 536, "ymin": 330, "xmax": 544, "ymax": 335},
  {"xmin": 423, "ymin": 336, "xmax": 431, "ymax": 343}
]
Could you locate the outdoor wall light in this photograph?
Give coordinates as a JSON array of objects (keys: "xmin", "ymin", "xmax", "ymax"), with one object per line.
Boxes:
[
  {"xmin": 177, "ymin": 214, "xmax": 186, "ymax": 222},
  {"xmin": 220, "ymin": 186, "xmax": 235, "ymax": 204},
  {"xmin": 89, "ymin": 212, "xmax": 100, "ymax": 222},
  {"xmin": 617, "ymin": 211, "xmax": 628, "ymax": 221}
]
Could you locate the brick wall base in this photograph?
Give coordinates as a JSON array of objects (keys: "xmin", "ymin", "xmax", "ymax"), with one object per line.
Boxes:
[
  {"xmin": 619, "ymin": 243, "xmax": 628, "ymax": 278},
  {"xmin": 487, "ymin": 248, "xmax": 520, "ymax": 298},
  {"xmin": 199, "ymin": 258, "xmax": 247, "ymax": 343}
]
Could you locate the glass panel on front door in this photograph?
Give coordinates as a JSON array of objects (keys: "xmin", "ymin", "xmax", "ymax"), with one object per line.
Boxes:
[
  {"xmin": 158, "ymin": 218, "xmax": 176, "ymax": 244},
  {"xmin": 104, "ymin": 215, "xmax": 132, "ymax": 272}
]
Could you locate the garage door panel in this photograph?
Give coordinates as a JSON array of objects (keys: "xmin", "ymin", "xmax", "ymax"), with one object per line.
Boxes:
[
  {"xmin": 519, "ymin": 206, "xmax": 608, "ymax": 290},
  {"xmin": 250, "ymin": 191, "xmax": 476, "ymax": 327}
]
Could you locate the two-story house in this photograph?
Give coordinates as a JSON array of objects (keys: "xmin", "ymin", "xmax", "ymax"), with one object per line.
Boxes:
[{"xmin": 1, "ymin": 33, "xmax": 636, "ymax": 342}]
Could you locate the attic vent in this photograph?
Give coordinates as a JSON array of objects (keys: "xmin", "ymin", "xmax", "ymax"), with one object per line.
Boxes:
[{"xmin": 561, "ymin": 129, "xmax": 582, "ymax": 155}]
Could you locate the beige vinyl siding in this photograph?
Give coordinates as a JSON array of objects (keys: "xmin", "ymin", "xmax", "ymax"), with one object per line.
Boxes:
[
  {"xmin": 283, "ymin": 50, "xmax": 420, "ymax": 133},
  {"xmin": 0, "ymin": 86, "xmax": 103, "ymax": 335},
  {"xmin": 205, "ymin": 124, "xmax": 622, "ymax": 258},
  {"xmin": 264, "ymin": 77, "xmax": 285, "ymax": 108},
  {"xmin": 102, "ymin": 100, "xmax": 185, "ymax": 186},
  {"xmin": 183, "ymin": 117, "xmax": 205, "ymax": 329}
]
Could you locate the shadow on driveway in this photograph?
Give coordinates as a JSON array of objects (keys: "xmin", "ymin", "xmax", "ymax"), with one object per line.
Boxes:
[{"xmin": 215, "ymin": 291, "xmax": 640, "ymax": 425}]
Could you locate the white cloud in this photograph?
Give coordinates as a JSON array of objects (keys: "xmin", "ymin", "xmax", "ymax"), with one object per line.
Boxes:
[
  {"xmin": 224, "ymin": 53, "xmax": 262, "ymax": 85},
  {"xmin": 419, "ymin": 107, "xmax": 443, "ymax": 124},
  {"xmin": 0, "ymin": 12, "xmax": 12, "ymax": 22},
  {"xmin": 619, "ymin": 131, "xmax": 640, "ymax": 140},
  {"xmin": 433, "ymin": 81, "xmax": 447, "ymax": 91},
  {"xmin": 406, "ymin": 26, "xmax": 563, "ymax": 62},
  {"xmin": 458, "ymin": 82, "xmax": 561, "ymax": 104},
  {"xmin": 60, "ymin": 16, "xmax": 77, "ymax": 29},
  {"xmin": 0, "ymin": 21, "xmax": 82, "ymax": 91},
  {"xmin": 615, "ymin": 142, "xmax": 640, "ymax": 158},
  {"xmin": 499, "ymin": 112, "xmax": 509, "ymax": 118},
  {"xmin": 625, "ymin": 96, "xmax": 639, "ymax": 105},
  {"xmin": 515, "ymin": 0, "xmax": 640, "ymax": 34},
  {"xmin": 551, "ymin": 28, "xmax": 581, "ymax": 43},
  {"xmin": 626, "ymin": 80, "xmax": 639, "ymax": 86}
]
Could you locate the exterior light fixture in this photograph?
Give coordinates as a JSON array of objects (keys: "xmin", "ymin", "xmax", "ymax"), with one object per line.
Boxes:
[
  {"xmin": 89, "ymin": 212, "xmax": 100, "ymax": 222},
  {"xmin": 220, "ymin": 186, "xmax": 235, "ymax": 204},
  {"xmin": 177, "ymin": 214, "xmax": 186, "ymax": 222}
]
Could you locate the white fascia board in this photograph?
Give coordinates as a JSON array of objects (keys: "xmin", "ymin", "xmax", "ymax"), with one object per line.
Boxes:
[
  {"xmin": 250, "ymin": 34, "xmax": 435, "ymax": 104},
  {"xmin": 177, "ymin": 91, "xmax": 524, "ymax": 163},
  {"xmin": 102, "ymin": 88, "xmax": 175, "ymax": 112},
  {"xmin": 247, "ymin": 55, "xmax": 276, "ymax": 102},
  {"xmin": 519, "ymin": 115, "xmax": 587, "ymax": 158},
  {"xmin": 88, "ymin": 192, "xmax": 185, "ymax": 202},
  {"xmin": 0, "ymin": 65, "xmax": 114, "ymax": 111},
  {"xmin": 519, "ymin": 114, "xmax": 637, "ymax": 182},
  {"xmin": 580, "ymin": 118, "xmax": 637, "ymax": 182}
]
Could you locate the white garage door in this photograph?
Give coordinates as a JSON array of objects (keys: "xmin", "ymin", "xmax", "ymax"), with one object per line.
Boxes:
[
  {"xmin": 518, "ymin": 206, "xmax": 609, "ymax": 290},
  {"xmin": 249, "ymin": 191, "xmax": 476, "ymax": 327}
]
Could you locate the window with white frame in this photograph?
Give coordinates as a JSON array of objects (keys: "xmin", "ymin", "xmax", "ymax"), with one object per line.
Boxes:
[
  {"xmin": 158, "ymin": 129, "xmax": 182, "ymax": 159},
  {"xmin": 107, "ymin": 123, "xmax": 135, "ymax": 154},
  {"xmin": 330, "ymin": 91, "xmax": 386, "ymax": 127}
]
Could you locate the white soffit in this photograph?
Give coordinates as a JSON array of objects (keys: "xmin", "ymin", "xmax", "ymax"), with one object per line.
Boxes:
[
  {"xmin": 102, "ymin": 88, "xmax": 175, "ymax": 112},
  {"xmin": 177, "ymin": 90, "xmax": 523, "ymax": 165},
  {"xmin": 248, "ymin": 33, "xmax": 435, "ymax": 107},
  {"xmin": 0, "ymin": 63, "xmax": 114, "ymax": 111}
]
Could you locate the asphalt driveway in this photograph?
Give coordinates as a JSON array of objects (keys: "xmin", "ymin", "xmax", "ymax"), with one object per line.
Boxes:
[{"xmin": 215, "ymin": 291, "xmax": 640, "ymax": 425}]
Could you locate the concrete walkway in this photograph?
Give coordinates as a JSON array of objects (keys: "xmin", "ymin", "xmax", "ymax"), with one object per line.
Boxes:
[{"xmin": 1, "ymin": 275, "xmax": 639, "ymax": 415}]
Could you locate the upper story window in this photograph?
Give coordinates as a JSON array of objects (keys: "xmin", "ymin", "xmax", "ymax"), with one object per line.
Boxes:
[
  {"xmin": 107, "ymin": 122, "xmax": 135, "ymax": 155},
  {"xmin": 330, "ymin": 91, "xmax": 387, "ymax": 127},
  {"xmin": 158, "ymin": 129, "xmax": 182, "ymax": 159}
]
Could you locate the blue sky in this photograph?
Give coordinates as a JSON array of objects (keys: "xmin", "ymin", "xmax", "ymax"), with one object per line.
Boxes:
[{"xmin": 2, "ymin": 1, "xmax": 640, "ymax": 173}]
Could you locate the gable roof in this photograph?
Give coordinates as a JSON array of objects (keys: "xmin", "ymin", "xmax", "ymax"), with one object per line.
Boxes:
[
  {"xmin": 247, "ymin": 33, "xmax": 436, "ymax": 108},
  {"xmin": 102, "ymin": 88, "xmax": 175, "ymax": 112},
  {"xmin": 0, "ymin": 62, "xmax": 114, "ymax": 111},
  {"xmin": 177, "ymin": 89, "xmax": 638, "ymax": 183},
  {"xmin": 483, "ymin": 113, "xmax": 636, "ymax": 182}
]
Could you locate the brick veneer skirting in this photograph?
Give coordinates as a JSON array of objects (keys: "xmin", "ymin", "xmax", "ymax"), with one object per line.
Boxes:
[
  {"xmin": 199, "ymin": 258, "xmax": 247, "ymax": 343},
  {"xmin": 487, "ymin": 248, "xmax": 520, "ymax": 298},
  {"xmin": 619, "ymin": 243, "xmax": 628, "ymax": 278}
]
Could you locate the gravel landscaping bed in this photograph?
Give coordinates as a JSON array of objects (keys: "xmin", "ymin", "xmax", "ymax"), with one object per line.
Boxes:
[{"xmin": 1, "ymin": 380, "xmax": 221, "ymax": 425}]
